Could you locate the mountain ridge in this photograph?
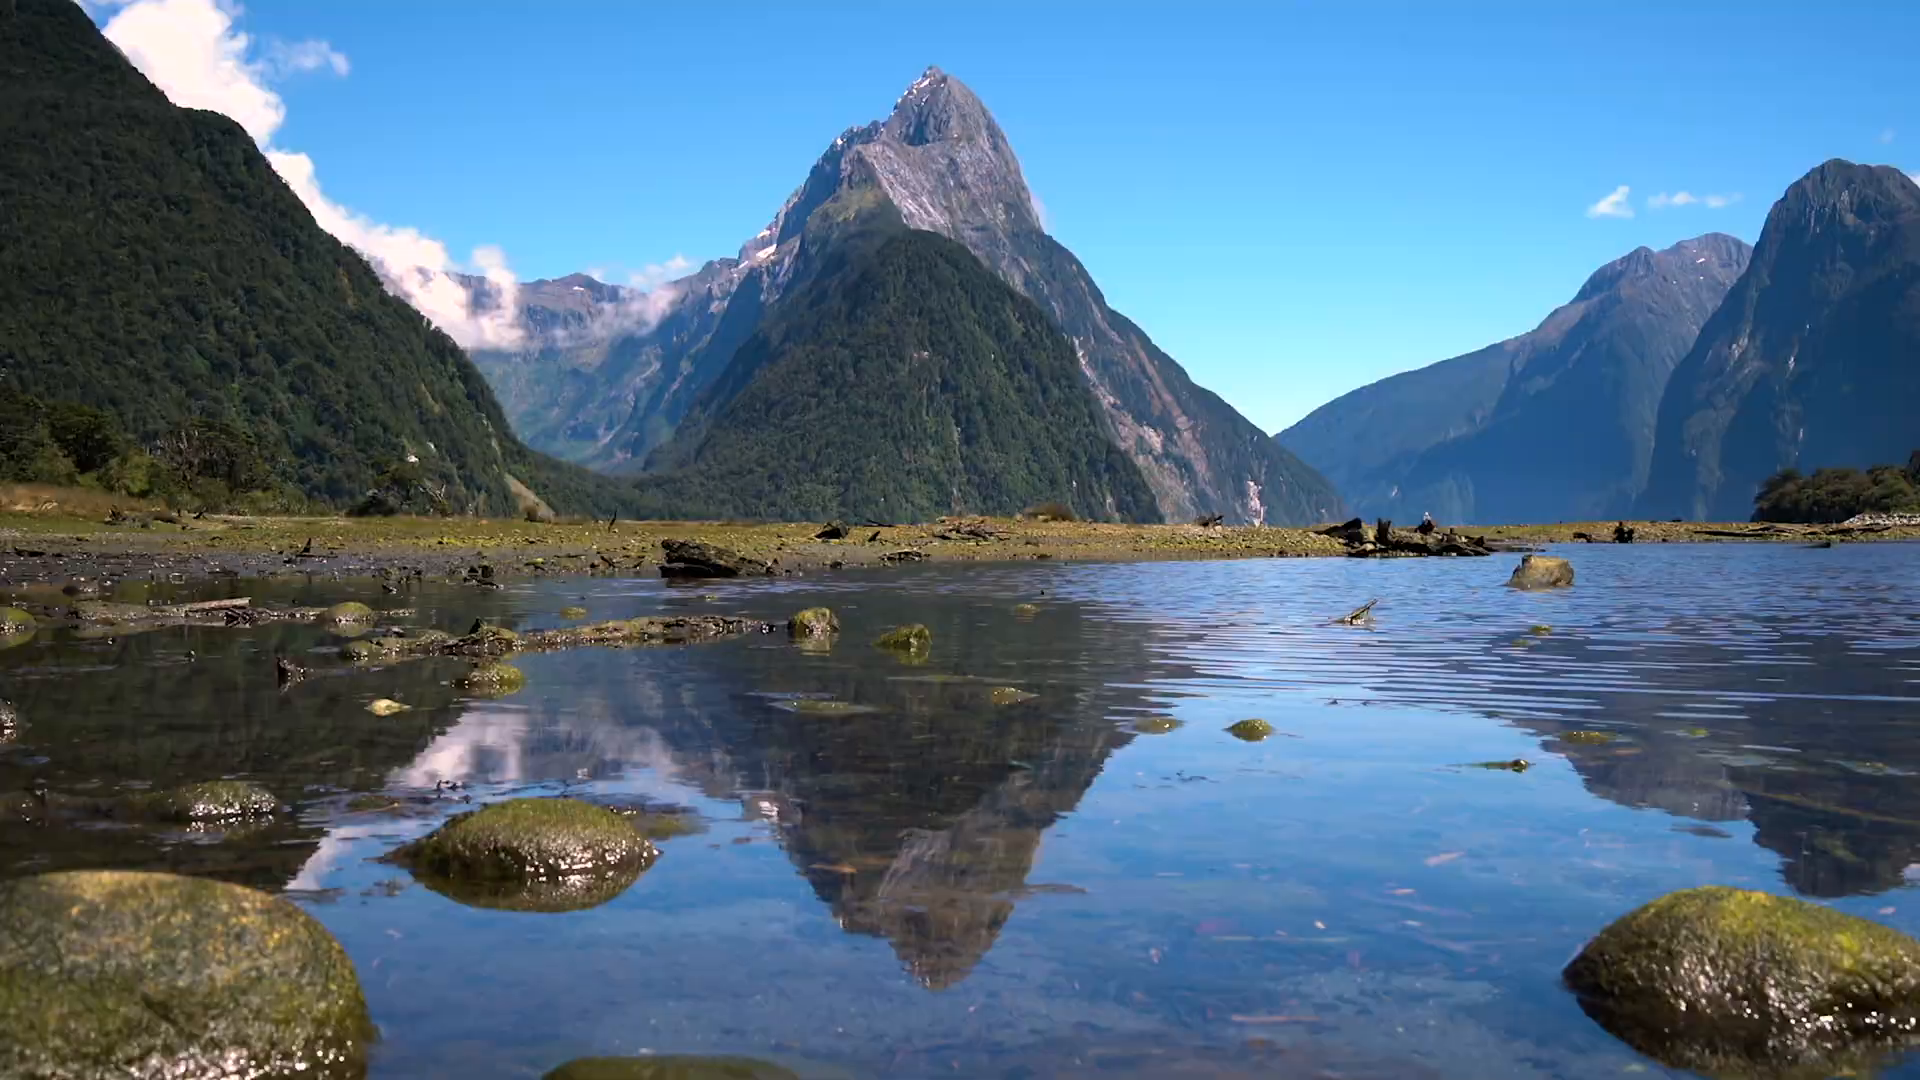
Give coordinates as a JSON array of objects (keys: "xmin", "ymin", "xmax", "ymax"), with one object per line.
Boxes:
[
  {"xmin": 0, "ymin": 0, "xmax": 634, "ymax": 516},
  {"xmin": 1279, "ymin": 233, "xmax": 1751, "ymax": 522}
]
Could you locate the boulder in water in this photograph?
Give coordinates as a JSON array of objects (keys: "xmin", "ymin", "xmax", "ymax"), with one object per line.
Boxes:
[
  {"xmin": 1564, "ymin": 886, "xmax": 1920, "ymax": 1077},
  {"xmin": 874, "ymin": 624, "xmax": 932, "ymax": 655},
  {"xmin": 787, "ymin": 607, "xmax": 838, "ymax": 639},
  {"xmin": 1507, "ymin": 554, "xmax": 1574, "ymax": 590},
  {"xmin": 658, "ymin": 539, "xmax": 773, "ymax": 579},
  {"xmin": 386, "ymin": 797, "xmax": 657, "ymax": 914},
  {"xmin": 0, "ymin": 870, "xmax": 372, "ymax": 1078}
]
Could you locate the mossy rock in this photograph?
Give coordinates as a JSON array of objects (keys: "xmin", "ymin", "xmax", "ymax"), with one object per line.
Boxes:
[
  {"xmin": 322, "ymin": 601, "xmax": 375, "ymax": 625},
  {"xmin": 1564, "ymin": 886, "xmax": 1920, "ymax": 1077},
  {"xmin": 1561, "ymin": 730, "xmax": 1614, "ymax": 745},
  {"xmin": 138, "ymin": 780, "xmax": 279, "ymax": 823},
  {"xmin": 1012, "ymin": 603, "xmax": 1041, "ymax": 618},
  {"xmin": 1226, "ymin": 718, "xmax": 1274, "ymax": 742},
  {"xmin": 787, "ymin": 607, "xmax": 838, "ymax": 639},
  {"xmin": 543, "ymin": 1057, "xmax": 801, "ymax": 1080},
  {"xmin": 340, "ymin": 639, "xmax": 379, "ymax": 661},
  {"xmin": 456, "ymin": 662, "xmax": 526, "ymax": 696},
  {"xmin": 560, "ymin": 606, "xmax": 589, "ymax": 620},
  {"xmin": 874, "ymin": 624, "xmax": 932, "ymax": 654},
  {"xmin": 0, "ymin": 606, "xmax": 35, "ymax": 635},
  {"xmin": 1131, "ymin": 715, "xmax": 1181, "ymax": 735},
  {"xmin": 387, "ymin": 798, "xmax": 657, "ymax": 914},
  {"xmin": 780, "ymin": 699, "xmax": 879, "ymax": 716},
  {"xmin": 366, "ymin": 698, "xmax": 410, "ymax": 717},
  {"xmin": 0, "ymin": 871, "xmax": 372, "ymax": 1078},
  {"xmin": 988, "ymin": 686, "xmax": 1038, "ymax": 706}
]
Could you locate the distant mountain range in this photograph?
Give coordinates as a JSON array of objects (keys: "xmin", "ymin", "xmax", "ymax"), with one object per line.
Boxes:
[
  {"xmin": 1279, "ymin": 235, "xmax": 1752, "ymax": 523},
  {"xmin": 471, "ymin": 68, "xmax": 1342, "ymax": 525},
  {"xmin": 0, "ymin": 0, "xmax": 633, "ymax": 517},
  {"xmin": 1283, "ymin": 160, "xmax": 1920, "ymax": 523}
]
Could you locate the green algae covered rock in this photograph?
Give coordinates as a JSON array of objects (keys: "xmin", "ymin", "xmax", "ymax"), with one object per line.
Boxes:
[
  {"xmin": 323, "ymin": 601, "xmax": 375, "ymax": 625},
  {"xmin": 874, "ymin": 624, "xmax": 931, "ymax": 655},
  {"xmin": 139, "ymin": 780, "xmax": 279, "ymax": 822},
  {"xmin": 1564, "ymin": 886, "xmax": 1920, "ymax": 1077},
  {"xmin": 787, "ymin": 607, "xmax": 838, "ymax": 639},
  {"xmin": 1226, "ymin": 718, "xmax": 1274, "ymax": 742},
  {"xmin": 455, "ymin": 662, "xmax": 525, "ymax": 696},
  {"xmin": 0, "ymin": 870, "xmax": 372, "ymax": 1079},
  {"xmin": 1131, "ymin": 715, "xmax": 1182, "ymax": 735},
  {"xmin": 560, "ymin": 606, "xmax": 590, "ymax": 620},
  {"xmin": 387, "ymin": 798, "xmax": 657, "ymax": 914},
  {"xmin": 0, "ymin": 606, "xmax": 34, "ymax": 649},
  {"xmin": 544, "ymin": 1057, "xmax": 800, "ymax": 1080},
  {"xmin": 1012, "ymin": 602, "xmax": 1041, "ymax": 618}
]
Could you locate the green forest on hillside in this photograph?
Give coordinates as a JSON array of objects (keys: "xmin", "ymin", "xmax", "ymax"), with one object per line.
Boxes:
[
  {"xmin": 0, "ymin": 0, "xmax": 634, "ymax": 517},
  {"xmin": 632, "ymin": 225, "xmax": 1160, "ymax": 523},
  {"xmin": 1752, "ymin": 453, "xmax": 1920, "ymax": 523}
]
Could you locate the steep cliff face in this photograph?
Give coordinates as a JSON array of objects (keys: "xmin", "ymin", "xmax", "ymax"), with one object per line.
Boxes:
[
  {"xmin": 1639, "ymin": 161, "xmax": 1920, "ymax": 521},
  {"xmin": 478, "ymin": 68, "xmax": 1343, "ymax": 525},
  {"xmin": 1281, "ymin": 235, "xmax": 1750, "ymax": 523}
]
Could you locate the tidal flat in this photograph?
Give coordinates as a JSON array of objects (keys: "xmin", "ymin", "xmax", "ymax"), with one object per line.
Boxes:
[{"xmin": 2, "ymin": 536, "xmax": 1919, "ymax": 1078}]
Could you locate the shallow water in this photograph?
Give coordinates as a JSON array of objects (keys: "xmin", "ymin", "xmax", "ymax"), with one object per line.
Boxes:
[{"xmin": 3, "ymin": 543, "xmax": 1920, "ymax": 1078}]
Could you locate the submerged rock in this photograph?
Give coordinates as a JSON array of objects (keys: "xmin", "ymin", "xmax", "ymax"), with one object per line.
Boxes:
[
  {"xmin": 0, "ymin": 870, "xmax": 372, "ymax": 1078},
  {"xmin": 0, "ymin": 700, "xmax": 17, "ymax": 742},
  {"xmin": 658, "ymin": 539, "xmax": 773, "ymax": 579},
  {"xmin": 543, "ymin": 1057, "xmax": 800, "ymax": 1080},
  {"xmin": 988, "ymin": 686, "xmax": 1038, "ymax": 706},
  {"xmin": 1507, "ymin": 554, "xmax": 1574, "ymax": 590},
  {"xmin": 0, "ymin": 606, "xmax": 34, "ymax": 649},
  {"xmin": 1226, "ymin": 718, "xmax": 1274, "ymax": 742},
  {"xmin": 323, "ymin": 601, "xmax": 375, "ymax": 625},
  {"xmin": 386, "ymin": 797, "xmax": 658, "ymax": 914},
  {"xmin": 139, "ymin": 780, "xmax": 280, "ymax": 823},
  {"xmin": 787, "ymin": 607, "xmax": 838, "ymax": 639},
  {"xmin": 875, "ymin": 624, "xmax": 932, "ymax": 654},
  {"xmin": 455, "ymin": 663, "xmax": 526, "ymax": 696},
  {"xmin": 1132, "ymin": 715, "xmax": 1182, "ymax": 735},
  {"xmin": 1012, "ymin": 602, "xmax": 1041, "ymax": 618},
  {"xmin": 1564, "ymin": 886, "xmax": 1920, "ymax": 1077},
  {"xmin": 560, "ymin": 606, "xmax": 589, "ymax": 620}
]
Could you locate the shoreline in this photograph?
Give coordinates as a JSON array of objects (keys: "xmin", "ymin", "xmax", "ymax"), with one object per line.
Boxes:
[{"xmin": 0, "ymin": 509, "xmax": 1911, "ymax": 593}]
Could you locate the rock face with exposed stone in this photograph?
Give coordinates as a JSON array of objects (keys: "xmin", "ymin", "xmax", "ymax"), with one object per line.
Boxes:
[{"xmin": 658, "ymin": 539, "xmax": 774, "ymax": 579}]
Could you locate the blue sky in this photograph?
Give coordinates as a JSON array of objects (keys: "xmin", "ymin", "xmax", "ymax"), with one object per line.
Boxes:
[{"xmin": 93, "ymin": 0, "xmax": 1917, "ymax": 433}]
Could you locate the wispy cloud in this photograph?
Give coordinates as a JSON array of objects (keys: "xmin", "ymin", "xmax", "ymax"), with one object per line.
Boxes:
[
  {"xmin": 98, "ymin": 0, "xmax": 526, "ymax": 349},
  {"xmin": 1586, "ymin": 185, "xmax": 1634, "ymax": 219},
  {"xmin": 1881, "ymin": 128, "xmax": 1897, "ymax": 145},
  {"xmin": 1648, "ymin": 190, "xmax": 1742, "ymax": 210}
]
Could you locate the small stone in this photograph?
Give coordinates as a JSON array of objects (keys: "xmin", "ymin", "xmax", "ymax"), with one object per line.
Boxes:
[
  {"xmin": 874, "ymin": 624, "xmax": 932, "ymax": 654},
  {"xmin": 1226, "ymin": 718, "xmax": 1274, "ymax": 742},
  {"xmin": 323, "ymin": 601, "xmax": 375, "ymax": 625},
  {"xmin": 366, "ymin": 698, "xmax": 410, "ymax": 716}
]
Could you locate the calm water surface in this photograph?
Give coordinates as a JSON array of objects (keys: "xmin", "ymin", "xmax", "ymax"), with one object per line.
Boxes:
[{"xmin": 3, "ymin": 543, "xmax": 1919, "ymax": 1078}]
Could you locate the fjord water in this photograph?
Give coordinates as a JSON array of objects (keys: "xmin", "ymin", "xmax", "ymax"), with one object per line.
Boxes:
[{"xmin": 3, "ymin": 544, "xmax": 1919, "ymax": 1079}]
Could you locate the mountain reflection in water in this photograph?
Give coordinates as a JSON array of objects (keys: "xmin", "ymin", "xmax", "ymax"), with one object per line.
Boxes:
[{"xmin": 2, "ymin": 542, "xmax": 1918, "ymax": 1078}]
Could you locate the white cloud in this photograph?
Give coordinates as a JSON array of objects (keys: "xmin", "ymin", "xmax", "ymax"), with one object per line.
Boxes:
[
  {"xmin": 1881, "ymin": 128, "xmax": 1897, "ymax": 145},
  {"xmin": 1586, "ymin": 185, "xmax": 1634, "ymax": 219},
  {"xmin": 1648, "ymin": 190, "xmax": 1741, "ymax": 210},
  {"xmin": 99, "ymin": 0, "xmax": 526, "ymax": 350}
]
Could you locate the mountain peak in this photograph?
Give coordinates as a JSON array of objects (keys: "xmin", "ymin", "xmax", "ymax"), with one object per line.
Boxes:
[
  {"xmin": 884, "ymin": 65, "xmax": 992, "ymax": 147},
  {"xmin": 1573, "ymin": 233, "xmax": 1753, "ymax": 303},
  {"xmin": 1774, "ymin": 158, "xmax": 1920, "ymax": 227}
]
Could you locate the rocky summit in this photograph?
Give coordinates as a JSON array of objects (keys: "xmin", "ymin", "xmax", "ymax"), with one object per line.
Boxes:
[
  {"xmin": 1638, "ymin": 160, "xmax": 1920, "ymax": 521},
  {"xmin": 471, "ymin": 67, "xmax": 1342, "ymax": 525}
]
